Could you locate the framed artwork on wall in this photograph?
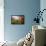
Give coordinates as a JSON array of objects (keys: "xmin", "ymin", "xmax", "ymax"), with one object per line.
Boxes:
[{"xmin": 11, "ymin": 15, "xmax": 25, "ymax": 24}]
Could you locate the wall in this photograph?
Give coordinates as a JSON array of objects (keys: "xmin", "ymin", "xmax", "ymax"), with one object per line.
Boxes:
[
  {"xmin": 0, "ymin": 0, "xmax": 4, "ymax": 42},
  {"xmin": 4, "ymin": 0, "xmax": 40, "ymax": 42},
  {"xmin": 40, "ymin": 0, "xmax": 46, "ymax": 27}
]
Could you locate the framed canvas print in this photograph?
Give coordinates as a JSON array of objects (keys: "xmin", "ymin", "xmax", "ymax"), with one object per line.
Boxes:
[{"xmin": 11, "ymin": 15, "xmax": 24, "ymax": 24}]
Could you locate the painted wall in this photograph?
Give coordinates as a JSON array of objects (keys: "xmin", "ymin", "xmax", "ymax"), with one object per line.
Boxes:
[{"xmin": 4, "ymin": 0, "xmax": 40, "ymax": 42}]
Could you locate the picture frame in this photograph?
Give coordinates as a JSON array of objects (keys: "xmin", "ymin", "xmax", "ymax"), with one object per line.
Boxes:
[{"xmin": 11, "ymin": 15, "xmax": 25, "ymax": 24}]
